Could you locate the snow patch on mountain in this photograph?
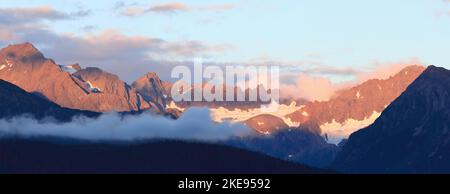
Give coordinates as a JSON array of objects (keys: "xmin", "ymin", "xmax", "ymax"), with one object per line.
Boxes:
[
  {"xmin": 210, "ymin": 101, "xmax": 303, "ymax": 127},
  {"xmin": 84, "ymin": 81, "xmax": 102, "ymax": 93},
  {"xmin": 253, "ymin": 127, "xmax": 271, "ymax": 135},
  {"xmin": 1, "ymin": 60, "xmax": 13, "ymax": 71},
  {"xmin": 166, "ymin": 101, "xmax": 185, "ymax": 112},
  {"xmin": 356, "ymin": 91, "xmax": 361, "ymax": 99},
  {"xmin": 301, "ymin": 111, "xmax": 309, "ymax": 117},
  {"xmin": 6, "ymin": 60, "xmax": 13, "ymax": 67},
  {"xmin": 320, "ymin": 110, "xmax": 382, "ymax": 144},
  {"xmin": 60, "ymin": 65, "xmax": 80, "ymax": 74},
  {"xmin": 282, "ymin": 117, "xmax": 300, "ymax": 127}
]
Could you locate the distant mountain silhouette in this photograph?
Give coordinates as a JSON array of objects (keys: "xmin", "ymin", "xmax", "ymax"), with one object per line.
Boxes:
[
  {"xmin": 0, "ymin": 137, "xmax": 327, "ymax": 174},
  {"xmin": 332, "ymin": 66, "xmax": 450, "ymax": 173},
  {"xmin": 0, "ymin": 79, "xmax": 99, "ymax": 121}
]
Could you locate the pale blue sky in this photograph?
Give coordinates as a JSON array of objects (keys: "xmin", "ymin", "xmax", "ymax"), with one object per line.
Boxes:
[{"xmin": 1, "ymin": 0, "xmax": 449, "ymax": 82}]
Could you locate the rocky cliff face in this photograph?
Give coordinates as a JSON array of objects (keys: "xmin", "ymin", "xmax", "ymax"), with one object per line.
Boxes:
[
  {"xmin": 332, "ymin": 66, "xmax": 450, "ymax": 173},
  {"xmin": 0, "ymin": 43, "xmax": 153, "ymax": 112},
  {"xmin": 73, "ymin": 67, "xmax": 150, "ymax": 112}
]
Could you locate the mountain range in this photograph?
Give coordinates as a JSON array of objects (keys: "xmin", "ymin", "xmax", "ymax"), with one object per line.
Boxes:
[
  {"xmin": 0, "ymin": 43, "xmax": 160, "ymax": 113},
  {"xmin": 198, "ymin": 65, "xmax": 425, "ymax": 143},
  {"xmin": 0, "ymin": 75, "xmax": 329, "ymax": 173},
  {"xmin": 1, "ymin": 43, "xmax": 450, "ymax": 173},
  {"xmin": 213, "ymin": 65, "xmax": 426, "ymax": 168},
  {"xmin": 0, "ymin": 42, "xmax": 423, "ymax": 137}
]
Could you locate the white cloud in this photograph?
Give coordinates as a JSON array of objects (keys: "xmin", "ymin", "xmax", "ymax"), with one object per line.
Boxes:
[
  {"xmin": 0, "ymin": 21, "xmax": 233, "ymax": 82},
  {"xmin": 0, "ymin": 108, "xmax": 251, "ymax": 141},
  {"xmin": 281, "ymin": 74, "xmax": 336, "ymax": 102},
  {"xmin": 147, "ymin": 2, "xmax": 188, "ymax": 13},
  {"xmin": 120, "ymin": 2, "xmax": 235, "ymax": 16},
  {"xmin": 0, "ymin": 6, "xmax": 90, "ymax": 24}
]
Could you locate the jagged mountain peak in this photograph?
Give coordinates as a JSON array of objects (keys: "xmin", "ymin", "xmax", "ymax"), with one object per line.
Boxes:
[
  {"xmin": 399, "ymin": 64, "xmax": 424, "ymax": 72},
  {"xmin": 133, "ymin": 71, "xmax": 167, "ymax": 111},
  {"xmin": 420, "ymin": 65, "xmax": 450, "ymax": 80},
  {"xmin": 1, "ymin": 42, "xmax": 40, "ymax": 53},
  {"xmin": 143, "ymin": 72, "xmax": 160, "ymax": 79},
  {"xmin": 0, "ymin": 42, "xmax": 44, "ymax": 61}
]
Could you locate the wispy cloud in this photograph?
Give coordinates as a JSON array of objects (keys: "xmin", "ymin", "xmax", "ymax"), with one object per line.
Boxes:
[
  {"xmin": 120, "ymin": 2, "xmax": 235, "ymax": 17},
  {"xmin": 0, "ymin": 20, "xmax": 233, "ymax": 82},
  {"xmin": 148, "ymin": 2, "xmax": 188, "ymax": 13},
  {"xmin": 435, "ymin": 0, "xmax": 450, "ymax": 18},
  {"xmin": 80, "ymin": 25, "xmax": 96, "ymax": 32},
  {"xmin": 113, "ymin": 1, "xmax": 127, "ymax": 10},
  {"xmin": 0, "ymin": 6, "xmax": 90, "ymax": 24},
  {"xmin": 0, "ymin": 29, "xmax": 17, "ymax": 40},
  {"xmin": 199, "ymin": 4, "xmax": 236, "ymax": 12},
  {"xmin": 121, "ymin": 6, "xmax": 146, "ymax": 17},
  {"xmin": 301, "ymin": 65, "xmax": 360, "ymax": 76}
]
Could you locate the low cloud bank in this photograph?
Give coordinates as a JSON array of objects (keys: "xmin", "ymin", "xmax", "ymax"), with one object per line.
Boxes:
[{"xmin": 0, "ymin": 108, "xmax": 251, "ymax": 142}]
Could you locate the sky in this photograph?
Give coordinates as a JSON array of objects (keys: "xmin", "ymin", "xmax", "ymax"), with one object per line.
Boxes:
[{"xmin": 0, "ymin": 0, "xmax": 449, "ymax": 85}]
